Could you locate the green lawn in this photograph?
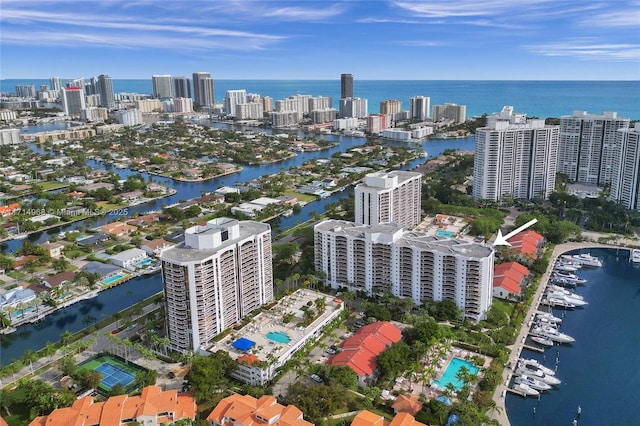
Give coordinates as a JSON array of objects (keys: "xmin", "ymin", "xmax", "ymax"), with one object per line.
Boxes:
[
  {"xmin": 39, "ymin": 181, "xmax": 69, "ymax": 191},
  {"xmin": 6, "ymin": 271, "xmax": 26, "ymax": 279},
  {"xmin": 285, "ymin": 190, "xmax": 317, "ymax": 203}
]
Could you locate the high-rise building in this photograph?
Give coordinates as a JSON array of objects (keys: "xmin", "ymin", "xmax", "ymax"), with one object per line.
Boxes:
[
  {"xmin": 610, "ymin": 125, "xmax": 640, "ymax": 211},
  {"xmin": 152, "ymin": 74, "xmax": 173, "ymax": 99},
  {"xmin": 314, "ymin": 220, "xmax": 494, "ymax": 321},
  {"xmin": 50, "ymin": 77, "xmax": 62, "ymax": 91},
  {"xmin": 309, "ymin": 96, "xmax": 332, "ymax": 111},
  {"xmin": 236, "ymin": 102, "xmax": 264, "ymax": 120},
  {"xmin": 270, "ymin": 111, "xmax": 299, "ymax": 128},
  {"xmin": 262, "ymin": 96, "xmax": 274, "ymax": 113},
  {"xmin": 173, "ymin": 77, "xmax": 192, "ymax": 99},
  {"xmin": 224, "ymin": 90, "xmax": 247, "ymax": 116},
  {"xmin": 311, "ymin": 108, "xmax": 337, "ymax": 124},
  {"xmin": 192, "ymin": 72, "xmax": 215, "ymax": 107},
  {"xmin": 473, "ymin": 106, "xmax": 559, "ymax": 201},
  {"xmin": 339, "ymin": 97, "xmax": 368, "ymax": 118},
  {"xmin": 15, "ymin": 85, "xmax": 36, "ymax": 98},
  {"xmin": 380, "ymin": 100, "xmax": 402, "ymax": 115},
  {"xmin": 354, "ymin": 171, "xmax": 422, "ymax": 228},
  {"xmin": 97, "ymin": 74, "xmax": 115, "ymax": 109},
  {"xmin": 432, "ymin": 103, "xmax": 466, "ymax": 124},
  {"xmin": 557, "ymin": 111, "xmax": 630, "ymax": 185},
  {"xmin": 160, "ymin": 218, "xmax": 273, "ymax": 352},
  {"xmin": 61, "ymin": 87, "xmax": 86, "ymax": 116},
  {"xmin": 409, "ymin": 96, "xmax": 430, "ymax": 121},
  {"xmin": 118, "ymin": 109, "xmax": 141, "ymax": 126},
  {"xmin": 366, "ymin": 114, "xmax": 391, "ymax": 134},
  {"xmin": 174, "ymin": 97, "xmax": 194, "ymax": 113},
  {"xmin": 341, "ymin": 73, "xmax": 354, "ymax": 99}
]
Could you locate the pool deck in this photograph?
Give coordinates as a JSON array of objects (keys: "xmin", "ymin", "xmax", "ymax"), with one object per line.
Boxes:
[{"xmin": 208, "ymin": 289, "xmax": 342, "ymax": 364}]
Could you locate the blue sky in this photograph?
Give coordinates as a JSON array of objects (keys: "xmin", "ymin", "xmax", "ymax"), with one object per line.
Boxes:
[{"xmin": 1, "ymin": 0, "xmax": 639, "ymax": 80}]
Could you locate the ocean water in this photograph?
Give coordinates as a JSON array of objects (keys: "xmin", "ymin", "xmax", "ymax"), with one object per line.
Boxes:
[
  {"xmin": 2, "ymin": 79, "xmax": 638, "ymax": 119},
  {"xmin": 506, "ymin": 248, "xmax": 640, "ymax": 425}
]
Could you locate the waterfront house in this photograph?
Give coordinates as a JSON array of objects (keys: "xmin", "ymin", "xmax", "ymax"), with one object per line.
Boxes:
[
  {"xmin": 99, "ymin": 222, "xmax": 137, "ymax": 238},
  {"xmin": 127, "ymin": 213, "xmax": 161, "ymax": 228},
  {"xmin": 110, "ymin": 248, "xmax": 148, "ymax": 270},
  {"xmin": 81, "ymin": 261, "xmax": 122, "ymax": 280},
  {"xmin": 40, "ymin": 241, "xmax": 65, "ymax": 258},
  {"xmin": 140, "ymin": 238, "xmax": 175, "ymax": 257},
  {"xmin": 0, "ymin": 286, "xmax": 36, "ymax": 311},
  {"xmin": 0, "ymin": 203, "xmax": 20, "ymax": 217},
  {"xmin": 493, "ymin": 261, "xmax": 530, "ymax": 300},
  {"xmin": 352, "ymin": 410, "xmax": 426, "ymax": 426},
  {"xmin": 41, "ymin": 271, "xmax": 75, "ymax": 289}
]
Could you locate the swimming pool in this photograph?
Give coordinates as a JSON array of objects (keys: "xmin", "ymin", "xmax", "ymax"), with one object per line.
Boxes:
[
  {"xmin": 266, "ymin": 331, "xmax": 291, "ymax": 344},
  {"xmin": 138, "ymin": 259, "xmax": 152, "ymax": 267},
  {"xmin": 432, "ymin": 357, "xmax": 479, "ymax": 391},
  {"xmin": 103, "ymin": 274, "xmax": 124, "ymax": 285},
  {"xmin": 436, "ymin": 230, "xmax": 455, "ymax": 238}
]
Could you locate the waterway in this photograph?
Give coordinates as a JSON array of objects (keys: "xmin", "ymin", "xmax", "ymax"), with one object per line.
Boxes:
[
  {"xmin": 0, "ymin": 122, "xmax": 475, "ymax": 364},
  {"xmin": 506, "ymin": 248, "xmax": 640, "ymax": 425}
]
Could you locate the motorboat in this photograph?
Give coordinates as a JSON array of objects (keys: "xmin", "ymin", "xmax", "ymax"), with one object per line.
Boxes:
[
  {"xmin": 572, "ymin": 253, "xmax": 603, "ymax": 267},
  {"xmin": 551, "ymin": 277, "xmax": 577, "ymax": 288},
  {"xmin": 535, "ymin": 312, "xmax": 562, "ymax": 324},
  {"xmin": 543, "ymin": 298, "xmax": 576, "ymax": 309},
  {"xmin": 515, "ymin": 364, "xmax": 561, "ymax": 386},
  {"xmin": 555, "ymin": 262, "xmax": 580, "ymax": 272},
  {"xmin": 547, "ymin": 284, "xmax": 583, "ymax": 299},
  {"xmin": 514, "ymin": 375, "xmax": 552, "ymax": 391},
  {"xmin": 513, "ymin": 382, "xmax": 539, "ymax": 396},
  {"xmin": 519, "ymin": 359, "xmax": 556, "ymax": 377},
  {"xmin": 531, "ymin": 326, "xmax": 575, "ymax": 343},
  {"xmin": 552, "ymin": 271, "xmax": 587, "ymax": 285},
  {"xmin": 631, "ymin": 249, "xmax": 640, "ymax": 264},
  {"xmin": 531, "ymin": 336, "xmax": 554, "ymax": 347},
  {"xmin": 546, "ymin": 292, "xmax": 588, "ymax": 307}
]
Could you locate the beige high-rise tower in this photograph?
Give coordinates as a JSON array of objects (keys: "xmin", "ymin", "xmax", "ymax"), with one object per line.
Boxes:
[{"xmin": 160, "ymin": 218, "xmax": 273, "ymax": 353}]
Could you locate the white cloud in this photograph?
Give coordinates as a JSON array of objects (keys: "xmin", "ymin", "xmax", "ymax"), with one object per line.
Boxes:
[
  {"xmin": 527, "ymin": 39, "xmax": 640, "ymax": 60},
  {"xmin": 586, "ymin": 9, "xmax": 640, "ymax": 27}
]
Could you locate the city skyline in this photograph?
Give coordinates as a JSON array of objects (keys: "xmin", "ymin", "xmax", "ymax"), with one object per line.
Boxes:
[{"xmin": 1, "ymin": 0, "xmax": 639, "ymax": 80}]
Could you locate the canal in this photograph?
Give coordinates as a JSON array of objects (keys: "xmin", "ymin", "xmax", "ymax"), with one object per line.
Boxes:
[{"xmin": 1, "ymin": 122, "xmax": 475, "ymax": 363}]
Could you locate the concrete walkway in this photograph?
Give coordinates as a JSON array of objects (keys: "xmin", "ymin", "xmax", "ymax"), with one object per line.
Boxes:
[{"xmin": 488, "ymin": 241, "xmax": 624, "ymax": 425}]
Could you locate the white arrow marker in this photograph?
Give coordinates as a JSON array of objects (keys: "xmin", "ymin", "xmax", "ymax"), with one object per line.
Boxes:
[{"xmin": 493, "ymin": 218, "xmax": 538, "ymax": 246}]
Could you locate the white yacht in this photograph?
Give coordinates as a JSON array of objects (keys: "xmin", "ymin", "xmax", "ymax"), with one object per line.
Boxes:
[
  {"xmin": 513, "ymin": 382, "xmax": 540, "ymax": 396},
  {"xmin": 572, "ymin": 253, "xmax": 603, "ymax": 267},
  {"xmin": 555, "ymin": 262, "xmax": 580, "ymax": 272},
  {"xmin": 516, "ymin": 364, "xmax": 561, "ymax": 386},
  {"xmin": 552, "ymin": 271, "xmax": 587, "ymax": 285},
  {"xmin": 536, "ymin": 312, "xmax": 562, "ymax": 324},
  {"xmin": 514, "ymin": 375, "xmax": 552, "ymax": 391},
  {"xmin": 519, "ymin": 359, "xmax": 556, "ymax": 377},
  {"xmin": 631, "ymin": 249, "xmax": 640, "ymax": 264},
  {"xmin": 546, "ymin": 292, "xmax": 588, "ymax": 307},
  {"xmin": 543, "ymin": 298, "xmax": 576, "ymax": 309},
  {"xmin": 531, "ymin": 336, "xmax": 554, "ymax": 347},
  {"xmin": 531, "ymin": 326, "xmax": 575, "ymax": 343},
  {"xmin": 547, "ymin": 285, "xmax": 583, "ymax": 299}
]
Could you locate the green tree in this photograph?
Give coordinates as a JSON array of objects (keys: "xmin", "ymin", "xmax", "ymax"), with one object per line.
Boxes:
[
  {"xmin": 59, "ymin": 355, "xmax": 77, "ymax": 376},
  {"xmin": 185, "ymin": 351, "xmax": 236, "ymax": 401},
  {"xmin": 51, "ymin": 257, "xmax": 71, "ymax": 272},
  {"xmin": 109, "ymin": 382, "xmax": 126, "ymax": 396}
]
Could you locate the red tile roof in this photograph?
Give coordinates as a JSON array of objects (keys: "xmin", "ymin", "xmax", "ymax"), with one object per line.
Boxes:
[
  {"xmin": 207, "ymin": 393, "xmax": 312, "ymax": 426},
  {"xmin": 391, "ymin": 394, "xmax": 423, "ymax": 415},
  {"xmin": 327, "ymin": 321, "xmax": 402, "ymax": 378}
]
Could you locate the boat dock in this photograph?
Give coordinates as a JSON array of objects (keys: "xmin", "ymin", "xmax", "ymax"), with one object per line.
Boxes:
[
  {"xmin": 505, "ymin": 387, "xmax": 530, "ymax": 398},
  {"xmin": 523, "ymin": 344, "xmax": 545, "ymax": 353}
]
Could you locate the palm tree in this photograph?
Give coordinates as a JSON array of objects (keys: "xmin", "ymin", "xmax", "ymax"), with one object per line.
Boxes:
[
  {"xmin": 22, "ymin": 349, "xmax": 37, "ymax": 374},
  {"xmin": 60, "ymin": 330, "xmax": 73, "ymax": 347}
]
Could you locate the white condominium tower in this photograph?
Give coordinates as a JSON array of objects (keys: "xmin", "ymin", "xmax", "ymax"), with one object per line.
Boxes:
[
  {"xmin": 355, "ymin": 171, "xmax": 422, "ymax": 229},
  {"xmin": 473, "ymin": 106, "xmax": 559, "ymax": 201},
  {"xmin": 152, "ymin": 74, "xmax": 173, "ymax": 99},
  {"xmin": 61, "ymin": 86, "xmax": 86, "ymax": 116},
  {"xmin": 224, "ymin": 90, "xmax": 247, "ymax": 116},
  {"xmin": 432, "ymin": 103, "xmax": 466, "ymax": 124},
  {"xmin": 339, "ymin": 97, "xmax": 368, "ymax": 118},
  {"xmin": 409, "ymin": 96, "xmax": 430, "ymax": 121},
  {"xmin": 160, "ymin": 218, "xmax": 273, "ymax": 353},
  {"xmin": 610, "ymin": 125, "xmax": 640, "ymax": 211},
  {"xmin": 314, "ymin": 220, "xmax": 494, "ymax": 321},
  {"xmin": 557, "ymin": 111, "xmax": 630, "ymax": 185}
]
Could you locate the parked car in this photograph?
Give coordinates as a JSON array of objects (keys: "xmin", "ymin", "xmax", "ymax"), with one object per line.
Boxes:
[{"xmin": 310, "ymin": 374, "xmax": 323, "ymax": 383}]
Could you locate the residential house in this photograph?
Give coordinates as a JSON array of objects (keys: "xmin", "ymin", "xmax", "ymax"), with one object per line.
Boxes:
[
  {"xmin": 99, "ymin": 222, "xmax": 137, "ymax": 238},
  {"xmin": 0, "ymin": 286, "xmax": 36, "ymax": 311},
  {"xmin": 326, "ymin": 321, "xmax": 402, "ymax": 386},
  {"xmin": 128, "ymin": 213, "xmax": 160, "ymax": 228},
  {"xmin": 493, "ymin": 261, "xmax": 530, "ymax": 300},
  {"xmin": 81, "ymin": 261, "xmax": 121, "ymax": 280},
  {"xmin": 118, "ymin": 190, "xmax": 144, "ymax": 202},
  {"xmin": 352, "ymin": 410, "xmax": 426, "ymax": 426},
  {"xmin": 0, "ymin": 203, "xmax": 20, "ymax": 217},
  {"xmin": 41, "ymin": 272, "xmax": 75, "ymax": 290},
  {"xmin": 207, "ymin": 394, "xmax": 312, "ymax": 426},
  {"xmin": 110, "ymin": 248, "xmax": 148, "ymax": 269},
  {"xmin": 40, "ymin": 242, "xmax": 65, "ymax": 258},
  {"xmin": 140, "ymin": 239, "xmax": 175, "ymax": 257},
  {"xmin": 28, "ymin": 385, "xmax": 196, "ymax": 426},
  {"xmin": 507, "ymin": 230, "xmax": 545, "ymax": 259}
]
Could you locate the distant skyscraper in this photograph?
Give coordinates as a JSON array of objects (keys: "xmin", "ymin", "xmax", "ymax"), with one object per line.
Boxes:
[
  {"xmin": 409, "ymin": 96, "xmax": 430, "ymax": 121},
  {"xmin": 610, "ymin": 125, "xmax": 640, "ymax": 211},
  {"xmin": 61, "ymin": 87, "xmax": 86, "ymax": 116},
  {"xmin": 50, "ymin": 77, "xmax": 61, "ymax": 91},
  {"xmin": 160, "ymin": 218, "xmax": 273, "ymax": 352},
  {"xmin": 15, "ymin": 85, "xmax": 36, "ymax": 98},
  {"xmin": 380, "ymin": 100, "xmax": 402, "ymax": 115},
  {"xmin": 224, "ymin": 90, "xmax": 247, "ymax": 116},
  {"xmin": 192, "ymin": 72, "xmax": 215, "ymax": 107},
  {"xmin": 341, "ymin": 73, "xmax": 354, "ymax": 99},
  {"xmin": 339, "ymin": 97, "xmax": 368, "ymax": 118},
  {"xmin": 97, "ymin": 74, "xmax": 115, "ymax": 109},
  {"xmin": 173, "ymin": 77, "xmax": 191, "ymax": 99},
  {"xmin": 557, "ymin": 111, "xmax": 630, "ymax": 185},
  {"xmin": 354, "ymin": 171, "xmax": 422, "ymax": 228},
  {"xmin": 473, "ymin": 106, "xmax": 559, "ymax": 201},
  {"xmin": 152, "ymin": 75, "xmax": 173, "ymax": 98},
  {"xmin": 432, "ymin": 103, "xmax": 466, "ymax": 124}
]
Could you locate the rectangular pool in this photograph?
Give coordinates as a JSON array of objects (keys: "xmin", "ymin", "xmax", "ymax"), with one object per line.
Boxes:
[
  {"xmin": 103, "ymin": 274, "xmax": 124, "ymax": 285},
  {"xmin": 432, "ymin": 357, "xmax": 479, "ymax": 391},
  {"xmin": 436, "ymin": 230, "xmax": 455, "ymax": 238}
]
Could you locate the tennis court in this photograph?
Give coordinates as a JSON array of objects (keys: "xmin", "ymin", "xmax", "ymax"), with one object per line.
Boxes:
[{"xmin": 78, "ymin": 353, "xmax": 147, "ymax": 394}]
